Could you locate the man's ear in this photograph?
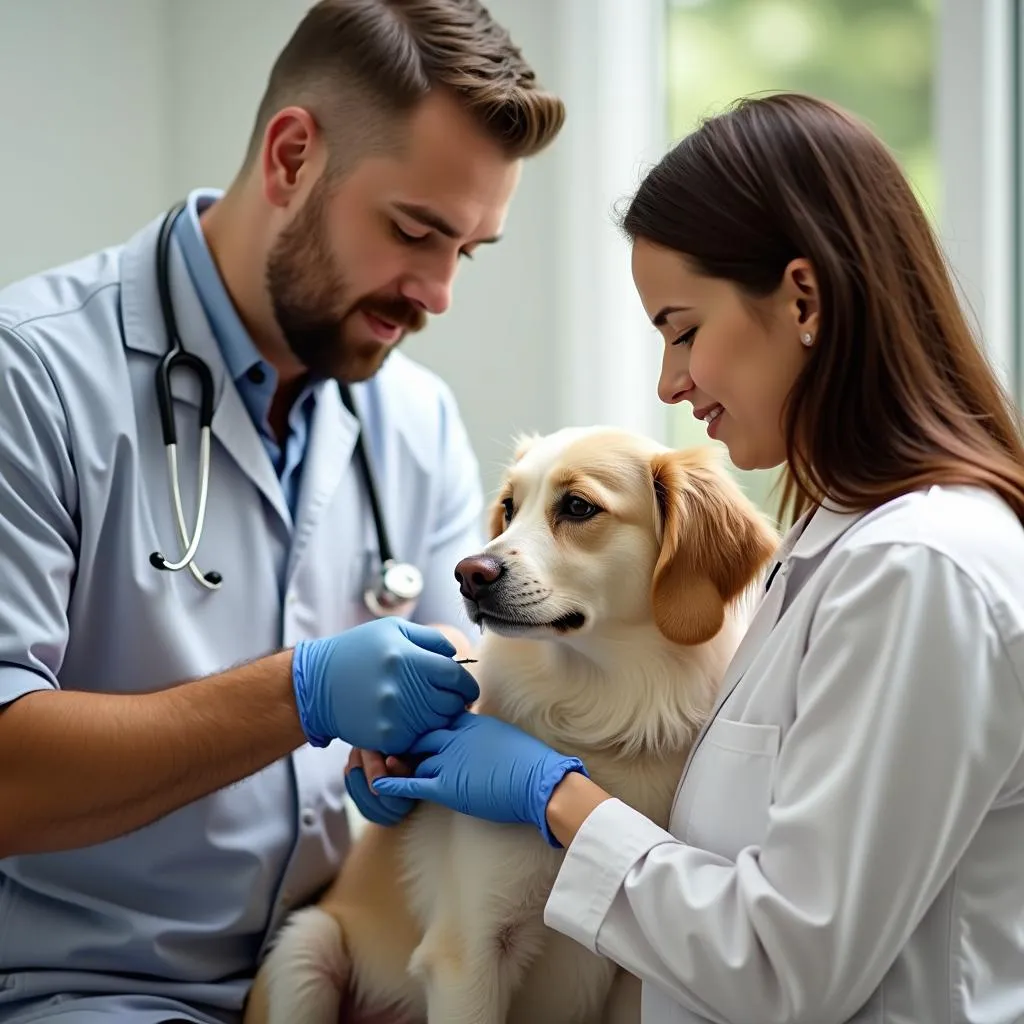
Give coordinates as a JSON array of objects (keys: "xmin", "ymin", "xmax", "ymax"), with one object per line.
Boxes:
[{"xmin": 650, "ymin": 450, "xmax": 778, "ymax": 645}]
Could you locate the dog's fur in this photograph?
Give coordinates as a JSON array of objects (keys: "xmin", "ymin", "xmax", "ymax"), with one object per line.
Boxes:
[{"xmin": 244, "ymin": 426, "xmax": 778, "ymax": 1024}]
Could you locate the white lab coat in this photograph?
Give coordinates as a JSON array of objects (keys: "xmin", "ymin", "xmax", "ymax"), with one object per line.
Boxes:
[
  {"xmin": 0, "ymin": 211, "xmax": 484, "ymax": 1020},
  {"xmin": 546, "ymin": 485, "xmax": 1024, "ymax": 1024}
]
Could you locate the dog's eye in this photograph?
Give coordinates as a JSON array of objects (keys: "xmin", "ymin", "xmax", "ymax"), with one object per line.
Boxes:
[
  {"xmin": 560, "ymin": 495, "xmax": 601, "ymax": 520},
  {"xmin": 501, "ymin": 497, "xmax": 515, "ymax": 522}
]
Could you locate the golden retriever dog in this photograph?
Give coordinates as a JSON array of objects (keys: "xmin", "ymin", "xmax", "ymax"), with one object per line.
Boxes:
[{"xmin": 243, "ymin": 425, "xmax": 778, "ymax": 1024}]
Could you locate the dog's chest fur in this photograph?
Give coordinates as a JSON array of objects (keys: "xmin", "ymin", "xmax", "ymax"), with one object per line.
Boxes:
[{"xmin": 392, "ymin": 635, "xmax": 714, "ymax": 1023}]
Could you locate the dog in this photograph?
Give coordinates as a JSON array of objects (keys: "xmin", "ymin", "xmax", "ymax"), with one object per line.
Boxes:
[{"xmin": 243, "ymin": 425, "xmax": 778, "ymax": 1024}]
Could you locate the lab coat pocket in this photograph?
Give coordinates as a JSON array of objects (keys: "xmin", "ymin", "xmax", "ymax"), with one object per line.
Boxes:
[{"xmin": 677, "ymin": 718, "xmax": 781, "ymax": 861}]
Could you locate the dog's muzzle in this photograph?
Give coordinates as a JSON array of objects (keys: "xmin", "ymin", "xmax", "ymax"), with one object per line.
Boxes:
[{"xmin": 453, "ymin": 554, "xmax": 585, "ymax": 633}]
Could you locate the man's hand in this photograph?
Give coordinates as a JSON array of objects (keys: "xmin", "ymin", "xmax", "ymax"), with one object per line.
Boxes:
[
  {"xmin": 342, "ymin": 620, "xmax": 478, "ymax": 827},
  {"xmin": 291, "ymin": 617, "xmax": 479, "ymax": 753}
]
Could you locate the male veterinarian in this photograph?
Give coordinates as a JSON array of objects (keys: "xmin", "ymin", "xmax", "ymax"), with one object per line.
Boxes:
[{"xmin": 0, "ymin": 2, "xmax": 564, "ymax": 1021}]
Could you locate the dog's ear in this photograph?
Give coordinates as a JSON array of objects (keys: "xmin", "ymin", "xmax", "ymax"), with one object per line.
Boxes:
[
  {"xmin": 511, "ymin": 432, "xmax": 541, "ymax": 462},
  {"xmin": 650, "ymin": 450, "xmax": 778, "ymax": 645},
  {"xmin": 487, "ymin": 491, "xmax": 509, "ymax": 541},
  {"xmin": 487, "ymin": 433, "xmax": 541, "ymax": 540}
]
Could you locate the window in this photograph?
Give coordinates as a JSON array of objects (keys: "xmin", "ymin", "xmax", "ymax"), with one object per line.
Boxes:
[{"xmin": 663, "ymin": 0, "xmax": 937, "ymax": 517}]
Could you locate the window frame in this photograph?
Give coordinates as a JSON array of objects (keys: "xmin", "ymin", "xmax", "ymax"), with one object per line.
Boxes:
[
  {"xmin": 936, "ymin": 0, "xmax": 1022, "ymax": 399},
  {"xmin": 554, "ymin": 0, "xmax": 671, "ymax": 442},
  {"xmin": 557, "ymin": 0, "xmax": 1024, "ymax": 436}
]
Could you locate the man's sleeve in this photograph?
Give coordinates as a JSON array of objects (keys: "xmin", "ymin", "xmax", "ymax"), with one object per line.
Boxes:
[{"xmin": 0, "ymin": 325, "xmax": 79, "ymax": 707}]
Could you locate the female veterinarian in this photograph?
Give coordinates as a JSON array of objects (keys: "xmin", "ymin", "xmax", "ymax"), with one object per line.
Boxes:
[{"xmin": 372, "ymin": 93, "xmax": 1024, "ymax": 1023}]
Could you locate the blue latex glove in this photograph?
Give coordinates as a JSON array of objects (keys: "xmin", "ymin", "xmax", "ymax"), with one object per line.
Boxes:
[
  {"xmin": 291, "ymin": 617, "xmax": 479, "ymax": 754},
  {"xmin": 372, "ymin": 711, "xmax": 587, "ymax": 847},
  {"xmin": 344, "ymin": 765, "xmax": 415, "ymax": 827}
]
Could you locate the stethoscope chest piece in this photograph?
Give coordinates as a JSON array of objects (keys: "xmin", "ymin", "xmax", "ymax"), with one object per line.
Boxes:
[{"xmin": 364, "ymin": 559, "xmax": 424, "ymax": 619}]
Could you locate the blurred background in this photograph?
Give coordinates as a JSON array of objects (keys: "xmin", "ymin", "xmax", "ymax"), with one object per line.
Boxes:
[{"xmin": 0, "ymin": 0, "xmax": 1020, "ymax": 523}]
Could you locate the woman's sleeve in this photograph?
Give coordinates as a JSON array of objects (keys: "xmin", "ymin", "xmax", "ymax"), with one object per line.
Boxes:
[{"xmin": 543, "ymin": 542, "xmax": 1024, "ymax": 1024}]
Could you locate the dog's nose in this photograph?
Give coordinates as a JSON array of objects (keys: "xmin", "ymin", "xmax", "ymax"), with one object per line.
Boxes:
[{"xmin": 454, "ymin": 555, "xmax": 504, "ymax": 601}]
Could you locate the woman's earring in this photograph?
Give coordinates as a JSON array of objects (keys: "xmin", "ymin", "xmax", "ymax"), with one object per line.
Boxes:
[{"xmin": 800, "ymin": 332, "xmax": 814, "ymax": 347}]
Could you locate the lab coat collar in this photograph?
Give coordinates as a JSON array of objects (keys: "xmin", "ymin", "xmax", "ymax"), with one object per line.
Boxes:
[
  {"xmin": 170, "ymin": 188, "xmax": 268, "ymax": 387},
  {"xmin": 119, "ymin": 212, "xmax": 303, "ymax": 530},
  {"xmin": 778, "ymin": 500, "xmax": 869, "ymax": 566},
  {"xmin": 121, "ymin": 210, "xmax": 186, "ymax": 360}
]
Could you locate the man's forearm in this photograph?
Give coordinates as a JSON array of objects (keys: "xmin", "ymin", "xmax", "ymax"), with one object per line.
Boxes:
[{"xmin": 0, "ymin": 651, "xmax": 306, "ymax": 857}]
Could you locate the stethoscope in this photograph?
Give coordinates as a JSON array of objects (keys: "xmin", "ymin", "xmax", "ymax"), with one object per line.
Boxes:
[{"xmin": 147, "ymin": 201, "xmax": 424, "ymax": 618}]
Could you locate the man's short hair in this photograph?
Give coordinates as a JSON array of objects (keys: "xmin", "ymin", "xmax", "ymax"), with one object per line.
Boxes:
[{"xmin": 244, "ymin": 0, "xmax": 566, "ymax": 173}]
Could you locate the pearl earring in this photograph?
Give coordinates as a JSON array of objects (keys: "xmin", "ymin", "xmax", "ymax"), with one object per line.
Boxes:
[{"xmin": 800, "ymin": 332, "xmax": 814, "ymax": 347}]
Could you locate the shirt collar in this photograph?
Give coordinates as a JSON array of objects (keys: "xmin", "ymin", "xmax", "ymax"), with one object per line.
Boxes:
[{"xmin": 171, "ymin": 187, "xmax": 276, "ymax": 390}]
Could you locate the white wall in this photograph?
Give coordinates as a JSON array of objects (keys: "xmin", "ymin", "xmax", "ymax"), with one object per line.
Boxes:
[
  {"xmin": 0, "ymin": 0, "xmax": 572, "ymax": 501},
  {"xmin": 0, "ymin": 0, "xmax": 172, "ymax": 284}
]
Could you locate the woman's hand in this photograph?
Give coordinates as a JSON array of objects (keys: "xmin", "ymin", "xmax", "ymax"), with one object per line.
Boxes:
[
  {"xmin": 372, "ymin": 711, "xmax": 587, "ymax": 846},
  {"xmin": 345, "ymin": 747, "xmax": 416, "ymax": 827}
]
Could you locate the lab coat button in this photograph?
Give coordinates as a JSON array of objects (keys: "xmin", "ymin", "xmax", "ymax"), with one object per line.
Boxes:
[{"xmin": 301, "ymin": 808, "xmax": 316, "ymax": 827}]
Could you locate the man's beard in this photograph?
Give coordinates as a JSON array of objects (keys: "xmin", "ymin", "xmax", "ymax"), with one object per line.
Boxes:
[{"xmin": 265, "ymin": 185, "xmax": 426, "ymax": 383}]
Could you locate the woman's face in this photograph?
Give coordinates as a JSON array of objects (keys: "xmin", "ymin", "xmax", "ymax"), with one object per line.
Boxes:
[{"xmin": 631, "ymin": 238, "xmax": 819, "ymax": 472}]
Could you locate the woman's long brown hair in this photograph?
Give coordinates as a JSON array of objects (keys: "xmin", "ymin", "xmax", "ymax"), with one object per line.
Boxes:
[{"xmin": 622, "ymin": 92, "xmax": 1024, "ymax": 526}]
